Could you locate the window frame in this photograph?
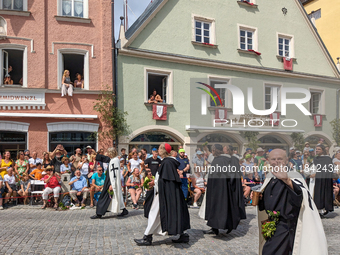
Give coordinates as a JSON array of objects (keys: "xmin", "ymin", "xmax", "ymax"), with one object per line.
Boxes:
[
  {"xmin": 277, "ymin": 33, "xmax": 294, "ymax": 58},
  {"xmin": 263, "ymin": 83, "xmax": 282, "ymax": 112},
  {"xmin": 57, "ymin": 48, "xmax": 89, "ymax": 90},
  {"xmin": 57, "ymin": 0, "xmax": 88, "ymax": 19},
  {"xmin": 0, "ymin": 0, "xmax": 27, "ymax": 11},
  {"xmin": 144, "ymin": 67, "xmax": 173, "ymax": 105},
  {"xmin": 0, "ymin": 43, "xmax": 27, "ymax": 87},
  {"xmin": 237, "ymin": 24, "xmax": 258, "ymax": 51},
  {"xmin": 208, "ymin": 75, "xmax": 232, "ymax": 109},
  {"xmin": 309, "ymin": 88, "xmax": 325, "ymax": 115},
  {"xmin": 192, "ymin": 14, "xmax": 216, "ymax": 46}
]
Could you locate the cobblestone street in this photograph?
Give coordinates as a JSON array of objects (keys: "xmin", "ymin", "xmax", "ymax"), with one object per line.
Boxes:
[{"xmin": 0, "ymin": 206, "xmax": 339, "ymax": 255}]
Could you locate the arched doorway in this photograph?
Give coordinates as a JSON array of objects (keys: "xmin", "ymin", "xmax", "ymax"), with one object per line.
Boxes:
[
  {"xmin": 129, "ymin": 132, "xmax": 181, "ymax": 153},
  {"xmin": 198, "ymin": 133, "xmax": 240, "ymax": 152},
  {"xmin": 258, "ymin": 135, "xmax": 289, "ymax": 152}
]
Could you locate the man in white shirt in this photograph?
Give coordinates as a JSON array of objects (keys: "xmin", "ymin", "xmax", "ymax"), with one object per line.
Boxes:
[{"xmin": 29, "ymin": 151, "xmax": 42, "ymax": 174}]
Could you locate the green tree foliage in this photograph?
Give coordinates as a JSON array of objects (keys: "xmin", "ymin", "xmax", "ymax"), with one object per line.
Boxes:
[
  {"xmin": 290, "ymin": 133, "xmax": 305, "ymax": 151},
  {"xmin": 93, "ymin": 87, "xmax": 130, "ymax": 143},
  {"xmin": 330, "ymin": 119, "xmax": 340, "ymax": 146},
  {"xmin": 243, "ymin": 131, "xmax": 260, "ymax": 151}
]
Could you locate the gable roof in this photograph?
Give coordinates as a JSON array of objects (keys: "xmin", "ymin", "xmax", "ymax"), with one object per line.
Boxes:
[
  {"xmin": 122, "ymin": 0, "xmax": 340, "ymax": 78},
  {"xmin": 125, "ymin": 0, "xmax": 165, "ymax": 40}
]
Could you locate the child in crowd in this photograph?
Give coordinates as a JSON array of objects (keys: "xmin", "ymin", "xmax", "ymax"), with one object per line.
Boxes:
[
  {"xmin": 29, "ymin": 162, "xmax": 43, "ymax": 180},
  {"xmin": 18, "ymin": 174, "xmax": 31, "ymax": 205}
]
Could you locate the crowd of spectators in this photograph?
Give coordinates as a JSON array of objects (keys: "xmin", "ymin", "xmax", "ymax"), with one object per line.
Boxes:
[{"xmin": 1, "ymin": 138, "xmax": 340, "ymax": 211}]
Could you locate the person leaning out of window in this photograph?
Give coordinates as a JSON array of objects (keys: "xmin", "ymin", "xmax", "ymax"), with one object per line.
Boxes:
[{"xmin": 74, "ymin": 73, "xmax": 84, "ymax": 89}]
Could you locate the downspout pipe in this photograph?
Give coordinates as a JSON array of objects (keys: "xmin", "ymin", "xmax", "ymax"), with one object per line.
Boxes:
[{"xmin": 111, "ymin": 0, "xmax": 118, "ymax": 147}]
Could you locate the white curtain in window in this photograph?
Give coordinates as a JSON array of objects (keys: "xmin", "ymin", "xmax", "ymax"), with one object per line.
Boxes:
[
  {"xmin": 3, "ymin": 0, "xmax": 12, "ymax": 9},
  {"xmin": 14, "ymin": 0, "xmax": 23, "ymax": 10},
  {"xmin": 62, "ymin": 0, "xmax": 72, "ymax": 16},
  {"xmin": 74, "ymin": 0, "xmax": 83, "ymax": 17}
]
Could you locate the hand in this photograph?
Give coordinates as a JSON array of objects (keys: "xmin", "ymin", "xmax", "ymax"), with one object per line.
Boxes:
[
  {"xmin": 271, "ymin": 168, "xmax": 289, "ymax": 181},
  {"xmin": 109, "ymin": 185, "xmax": 113, "ymax": 191},
  {"xmin": 77, "ymin": 191, "xmax": 81, "ymax": 196},
  {"xmin": 8, "ymin": 188, "xmax": 12, "ymax": 193}
]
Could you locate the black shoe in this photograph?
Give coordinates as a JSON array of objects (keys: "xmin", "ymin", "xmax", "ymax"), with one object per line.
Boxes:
[
  {"xmin": 203, "ymin": 228, "xmax": 218, "ymax": 235},
  {"xmin": 172, "ymin": 233, "xmax": 189, "ymax": 243},
  {"xmin": 319, "ymin": 213, "xmax": 325, "ymax": 219},
  {"xmin": 323, "ymin": 211, "xmax": 329, "ymax": 216},
  {"xmin": 118, "ymin": 208, "xmax": 129, "ymax": 217},
  {"xmin": 90, "ymin": 214, "xmax": 102, "ymax": 219},
  {"xmin": 134, "ymin": 235, "xmax": 152, "ymax": 246}
]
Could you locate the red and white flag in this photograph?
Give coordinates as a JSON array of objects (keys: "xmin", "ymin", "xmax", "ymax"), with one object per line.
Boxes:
[
  {"xmin": 284, "ymin": 57, "xmax": 293, "ymax": 71},
  {"xmin": 314, "ymin": 115, "xmax": 322, "ymax": 127},
  {"xmin": 153, "ymin": 104, "xmax": 167, "ymax": 120},
  {"xmin": 215, "ymin": 109, "xmax": 227, "ymax": 123}
]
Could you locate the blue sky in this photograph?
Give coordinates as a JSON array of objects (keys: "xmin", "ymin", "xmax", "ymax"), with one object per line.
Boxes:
[{"xmin": 114, "ymin": 0, "xmax": 151, "ymax": 39}]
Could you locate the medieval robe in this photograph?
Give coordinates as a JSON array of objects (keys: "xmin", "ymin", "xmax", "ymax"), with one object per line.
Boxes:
[
  {"xmin": 204, "ymin": 155, "xmax": 242, "ymax": 231},
  {"xmin": 144, "ymin": 157, "xmax": 190, "ymax": 236},
  {"xmin": 257, "ymin": 171, "xmax": 328, "ymax": 255},
  {"xmin": 96, "ymin": 157, "xmax": 125, "ymax": 216}
]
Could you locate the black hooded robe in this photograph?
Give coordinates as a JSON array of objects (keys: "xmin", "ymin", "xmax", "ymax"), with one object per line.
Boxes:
[
  {"xmin": 205, "ymin": 155, "xmax": 241, "ymax": 231},
  {"xmin": 230, "ymin": 155, "xmax": 247, "ymax": 220},
  {"xmin": 95, "ymin": 164, "xmax": 118, "ymax": 216},
  {"xmin": 313, "ymin": 156, "xmax": 334, "ymax": 212},
  {"xmin": 158, "ymin": 157, "xmax": 190, "ymax": 235},
  {"xmin": 144, "ymin": 189, "xmax": 154, "ymax": 218}
]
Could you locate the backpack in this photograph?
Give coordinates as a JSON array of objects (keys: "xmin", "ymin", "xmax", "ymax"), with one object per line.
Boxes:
[{"xmin": 62, "ymin": 195, "xmax": 71, "ymax": 206}]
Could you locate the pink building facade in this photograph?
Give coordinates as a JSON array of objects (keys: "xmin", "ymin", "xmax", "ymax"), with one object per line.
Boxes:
[{"xmin": 0, "ymin": 0, "xmax": 113, "ymax": 157}]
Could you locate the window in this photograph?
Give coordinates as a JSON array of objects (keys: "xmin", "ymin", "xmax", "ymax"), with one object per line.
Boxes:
[
  {"xmin": 57, "ymin": 49, "xmax": 89, "ymax": 90},
  {"xmin": 145, "ymin": 68, "xmax": 173, "ymax": 104},
  {"xmin": 49, "ymin": 132, "xmax": 96, "ymax": 157},
  {"xmin": 277, "ymin": 33, "xmax": 294, "ymax": 58},
  {"xmin": 195, "ymin": 20, "xmax": 210, "ymax": 44},
  {"xmin": 238, "ymin": 25, "xmax": 258, "ymax": 51},
  {"xmin": 192, "ymin": 15, "xmax": 216, "ymax": 45},
  {"xmin": 0, "ymin": 0, "xmax": 26, "ymax": 11},
  {"xmin": 0, "ymin": 131, "xmax": 26, "ymax": 159},
  {"xmin": 209, "ymin": 77, "xmax": 230, "ymax": 107},
  {"xmin": 1, "ymin": 49, "xmax": 24, "ymax": 85},
  {"xmin": 58, "ymin": 0, "xmax": 88, "ymax": 18},
  {"xmin": 264, "ymin": 85, "xmax": 281, "ymax": 111},
  {"xmin": 0, "ymin": 16, "xmax": 6, "ymax": 36},
  {"xmin": 310, "ymin": 92, "xmax": 321, "ymax": 114}
]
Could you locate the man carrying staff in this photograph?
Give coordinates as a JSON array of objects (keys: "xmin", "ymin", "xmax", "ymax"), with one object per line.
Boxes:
[
  {"xmin": 90, "ymin": 147, "xmax": 128, "ymax": 219},
  {"xmin": 134, "ymin": 143, "xmax": 190, "ymax": 246},
  {"xmin": 257, "ymin": 149, "xmax": 327, "ymax": 255}
]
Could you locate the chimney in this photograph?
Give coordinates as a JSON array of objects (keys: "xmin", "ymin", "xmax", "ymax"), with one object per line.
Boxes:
[{"xmin": 119, "ymin": 16, "xmax": 127, "ymax": 47}]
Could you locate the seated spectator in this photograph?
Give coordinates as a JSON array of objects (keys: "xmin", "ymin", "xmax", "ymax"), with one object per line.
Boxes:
[
  {"xmin": 60, "ymin": 157, "xmax": 72, "ymax": 174},
  {"xmin": 15, "ymin": 151, "xmax": 29, "ymax": 177},
  {"xmin": 18, "ymin": 173, "xmax": 31, "ymax": 205},
  {"xmin": 241, "ymin": 154, "xmax": 254, "ymax": 175},
  {"xmin": 74, "ymin": 73, "xmax": 84, "ymax": 89},
  {"xmin": 29, "ymin": 163, "xmax": 44, "ymax": 180},
  {"xmin": 0, "ymin": 174, "xmax": 4, "ymax": 210},
  {"xmin": 29, "ymin": 151, "xmax": 42, "ymax": 174},
  {"xmin": 42, "ymin": 152, "xmax": 53, "ymax": 170},
  {"xmin": 61, "ymin": 69, "xmax": 73, "ymax": 97},
  {"xmin": 126, "ymin": 168, "xmax": 143, "ymax": 209},
  {"xmin": 90, "ymin": 166, "xmax": 105, "ymax": 208},
  {"xmin": 69, "ymin": 170, "xmax": 89, "ymax": 207},
  {"xmin": 1, "ymin": 151, "xmax": 13, "ymax": 178},
  {"xmin": 42, "ymin": 166, "xmax": 61, "ymax": 209},
  {"xmin": 243, "ymin": 172, "xmax": 256, "ymax": 188},
  {"xmin": 4, "ymin": 167, "xmax": 18, "ymax": 206},
  {"xmin": 191, "ymin": 169, "xmax": 206, "ymax": 208}
]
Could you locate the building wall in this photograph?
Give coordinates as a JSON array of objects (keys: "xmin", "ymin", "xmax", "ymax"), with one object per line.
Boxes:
[
  {"xmin": 128, "ymin": 0, "xmax": 336, "ymax": 78},
  {"xmin": 303, "ymin": 0, "xmax": 340, "ymax": 64},
  {"xmin": 0, "ymin": 0, "xmax": 114, "ymax": 155}
]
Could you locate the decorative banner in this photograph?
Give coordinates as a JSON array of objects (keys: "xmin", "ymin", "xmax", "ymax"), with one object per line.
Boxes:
[
  {"xmin": 0, "ymin": 91, "xmax": 46, "ymax": 110},
  {"xmin": 214, "ymin": 108, "xmax": 227, "ymax": 123},
  {"xmin": 284, "ymin": 57, "xmax": 293, "ymax": 71},
  {"xmin": 314, "ymin": 115, "xmax": 322, "ymax": 127},
  {"xmin": 153, "ymin": 104, "xmax": 167, "ymax": 120},
  {"xmin": 270, "ymin": 112, "xmax": 280, "ymax": 126}
]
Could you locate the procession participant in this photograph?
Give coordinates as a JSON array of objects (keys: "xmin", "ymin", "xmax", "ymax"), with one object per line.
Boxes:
[
  {"xmin": 257, "ymin": 149, "xmax": 327, "ymax": 255},
  {"xmin": 203, "ymin": 144, "xmax": 242, "ymax": 235},
  {"xmin": 90, "ymin": 147, "xmax": 128, "ymax": 219},
  {"xmin": 134, "ymin": 143, "xmax": 190, "ymax": 246},
  {"xmin": 307, "ymin": 144, "xmax": 333, "ymax": 216}
]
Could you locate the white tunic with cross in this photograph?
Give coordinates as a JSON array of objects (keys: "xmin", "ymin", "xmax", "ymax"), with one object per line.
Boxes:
[{"xmin": 107, "ymin": 156, "xmax": 125, "ymax": 213}]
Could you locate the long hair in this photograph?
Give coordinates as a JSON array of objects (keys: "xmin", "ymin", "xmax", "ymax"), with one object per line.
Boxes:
[
  {"xmin": 107, "ymin": 147, "xmax": 118, "ymax": 159},
  {"xmin": 63, "ymin": 70, "xmax": 70, "ymax": 78},
  {"xmin": 158, "ymin": 143, "xmax": 170, "ymax": 158},
  {"xmin": 17, "ymin": 151, "xmax": 24, "ymax": 160}
]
